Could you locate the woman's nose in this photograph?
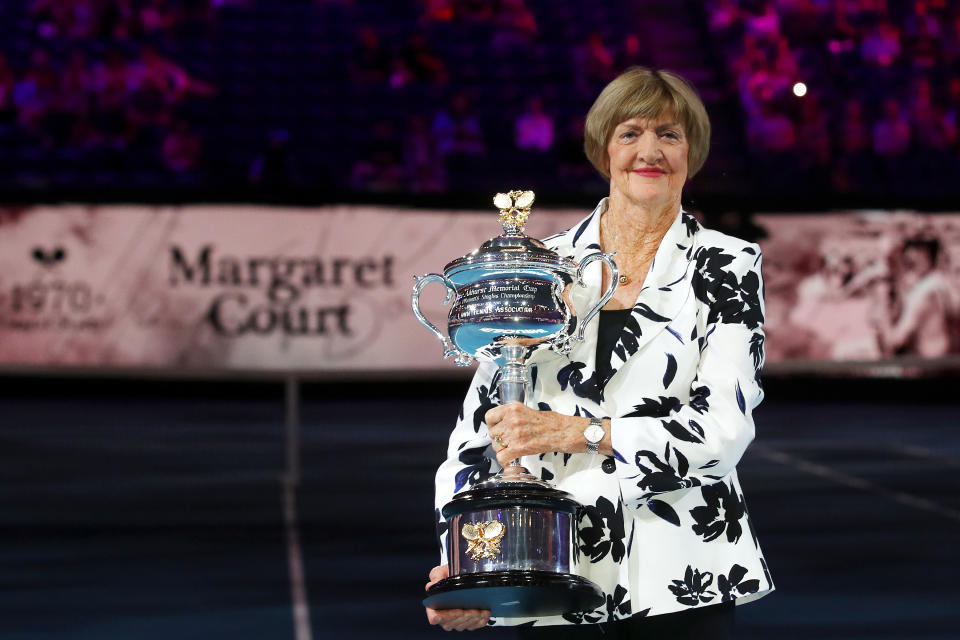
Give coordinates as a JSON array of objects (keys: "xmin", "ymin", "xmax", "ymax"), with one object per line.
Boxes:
[{"xmin": 636, "ymin": 132, "xmax": 662, "ymax": 163}]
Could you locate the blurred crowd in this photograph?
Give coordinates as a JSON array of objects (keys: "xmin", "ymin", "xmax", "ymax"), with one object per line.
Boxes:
[
  {"xmin": 3, "ymin": 0, "xmax": 960, "ymax": 198},
  {"xmin": 706, "ymin": 0, "xmax": 960, "ymax": 195},
  {"xmin": 0, "ymin": 0, "xmax": 216, "ymax": 178},
  {"xmin": 344, "ymin": 0, "xmax": 636, "ymax": 194}
]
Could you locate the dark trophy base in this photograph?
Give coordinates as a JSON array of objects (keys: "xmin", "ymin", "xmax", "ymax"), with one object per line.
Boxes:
[{"xmin": 423, "ymin": 570, "xmax": 605, "ymax": 617}]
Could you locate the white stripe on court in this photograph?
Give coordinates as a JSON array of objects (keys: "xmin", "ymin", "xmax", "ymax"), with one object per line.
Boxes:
[
  {"xmin": 753, "ymin": 445, "xmax": 960, "ymax": 524},
  {"xmin": 284, "ymin": 481, "xmax": 313, "ymax": 640},
  {"xmin": 893, "ymin": 443, "xmax": 960, "ymax": 469}
]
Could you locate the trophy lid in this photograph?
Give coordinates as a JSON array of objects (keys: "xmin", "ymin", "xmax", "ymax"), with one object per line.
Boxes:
[
  {"xmin": 444, "ymin": 190, "xmax": 578, "ymax": 275},
  {"xmin": 442, "ymin": 482, "xmax": 582, "ymax": 518}
]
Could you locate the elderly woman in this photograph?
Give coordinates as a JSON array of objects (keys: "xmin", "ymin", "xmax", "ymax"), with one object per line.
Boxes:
[{"xmin": 425, "ymin": 67, "xmax": 773, "ymax": 638}]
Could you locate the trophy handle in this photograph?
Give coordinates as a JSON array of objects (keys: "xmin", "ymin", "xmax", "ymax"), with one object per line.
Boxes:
[
  {"xmin": 574, "ymin": 251, "xmax": 619, "ymax": 341},
  {"xmin": 411, "ymin": 274, "xmax": 473, "ymax": 366},
  {"xmin": 550, "ymin": 275, "xmax": 574, "ymax": 355}
]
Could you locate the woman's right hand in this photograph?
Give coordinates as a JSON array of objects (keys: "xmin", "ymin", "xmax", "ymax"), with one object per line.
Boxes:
[{"xmin": 424, "ymin": 564, "xmax": 491, "ymax": 631}]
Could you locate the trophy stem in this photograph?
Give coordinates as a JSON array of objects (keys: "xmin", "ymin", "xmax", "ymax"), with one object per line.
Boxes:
[
  {"xmin": 481, "ymin": 343, "xmax": 548, "ymax": 485},
  {"xmin": 498, "ymin": 344, "xmax": 527, "ymax": 404},
  {"xmin": 499, "ymin": 344, "xmax": 526, "ymax": 468}
]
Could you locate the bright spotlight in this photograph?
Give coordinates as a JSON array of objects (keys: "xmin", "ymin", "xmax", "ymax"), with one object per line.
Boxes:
[{"xmin": 793, "ymin": 82, "xmax": 807, "ymax": 97}]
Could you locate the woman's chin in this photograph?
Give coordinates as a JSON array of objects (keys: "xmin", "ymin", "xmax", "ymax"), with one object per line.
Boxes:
[{"xmin": 622, "ymin": 189, "xmax": 674, "ymax": 210}]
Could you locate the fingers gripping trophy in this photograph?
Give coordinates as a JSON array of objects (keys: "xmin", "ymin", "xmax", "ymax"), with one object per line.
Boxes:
[{"xmin": 411, "ymin": 190, "xmax": 619, "ymax": 616}]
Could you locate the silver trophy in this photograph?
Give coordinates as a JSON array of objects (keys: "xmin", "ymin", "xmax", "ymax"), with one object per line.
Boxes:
[{"xmin": 412, "ymin": 190, "xmax": 618, "ymax": 616}]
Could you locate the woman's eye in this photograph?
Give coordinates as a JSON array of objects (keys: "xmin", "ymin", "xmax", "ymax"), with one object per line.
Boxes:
[
  {"xmin": 621, "ymin": 131, "xmax": 636, "ymax": 140},
  {"xmin": 662, "ymin": 131, "xmax": 679, "ymax": 140}
]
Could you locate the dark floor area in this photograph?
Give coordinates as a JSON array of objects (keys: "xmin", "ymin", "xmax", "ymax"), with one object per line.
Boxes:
[{"xmin": 1, "ymin": 376, "xmax": 958, "ymax": 639}]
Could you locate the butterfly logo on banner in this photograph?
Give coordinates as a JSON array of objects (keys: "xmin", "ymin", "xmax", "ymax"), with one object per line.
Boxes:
[{"xmin": 32, "ymin": 246, "xmax": 67, "ymax": 268}]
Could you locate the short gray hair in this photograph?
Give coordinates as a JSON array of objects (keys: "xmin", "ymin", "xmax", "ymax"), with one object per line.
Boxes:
[{"xmin": 584, "ymin": 67, "xmax": 711, "ymax": 179}]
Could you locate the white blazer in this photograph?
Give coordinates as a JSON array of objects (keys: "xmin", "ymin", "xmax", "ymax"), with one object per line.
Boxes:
[{"xmin": 435, "ymin": 199, "xmax": 774, "ymax": 627}]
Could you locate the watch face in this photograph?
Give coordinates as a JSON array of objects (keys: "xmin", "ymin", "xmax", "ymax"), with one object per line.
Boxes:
[{"xmin": 585, "ymin": 423, "xmax": 604, "ymax": 443}]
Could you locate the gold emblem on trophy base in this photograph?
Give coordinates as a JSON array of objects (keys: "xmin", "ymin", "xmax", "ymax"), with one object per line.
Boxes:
[
  {"xmin": 461, "ymin": 520, "xmax": 506, "ymax": 561},
  {"xmin": 494, "ymin": 189, "xmax": 535, "ymax": 233}
]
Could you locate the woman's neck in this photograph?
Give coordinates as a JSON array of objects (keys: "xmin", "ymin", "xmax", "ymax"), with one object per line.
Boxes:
[{"xmin": 599, "ymin": 194, "xmax": 678, "ymax": 268}]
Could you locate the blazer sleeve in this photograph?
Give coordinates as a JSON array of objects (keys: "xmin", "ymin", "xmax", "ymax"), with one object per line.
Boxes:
[
  {"xmin": 433, "ymin": 361, "xmax": 504, "ymax": 565},
  {"xmin": 610, "ymin": 246, "xmax": 766, "ymax": 511}
]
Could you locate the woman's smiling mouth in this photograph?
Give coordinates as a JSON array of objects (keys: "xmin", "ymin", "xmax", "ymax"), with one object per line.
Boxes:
[{"xmin": 632, "ymin": 168, "xmax": 666, "ymax": 177}]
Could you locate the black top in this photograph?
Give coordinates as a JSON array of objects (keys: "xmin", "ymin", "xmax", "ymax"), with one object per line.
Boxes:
[{"xmin": 595, "ymin": 308, "xmax": 632, "ymax": 382}]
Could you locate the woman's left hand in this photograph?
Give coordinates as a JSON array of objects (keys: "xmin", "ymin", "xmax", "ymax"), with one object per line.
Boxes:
[{"xmin": 485, "ymin": 403, "xmax": 582, "ymax": 468}]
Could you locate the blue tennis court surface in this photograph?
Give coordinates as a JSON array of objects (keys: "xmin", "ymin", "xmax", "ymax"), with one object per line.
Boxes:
[{"xmin": 1, "ymin": 378, "xmax": 957, "ymax": 639}]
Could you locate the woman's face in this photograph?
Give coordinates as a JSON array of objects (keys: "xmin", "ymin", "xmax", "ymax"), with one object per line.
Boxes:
[{"xmin": 606, "ymin": 113, "xmax": 688, "ymax": 212}]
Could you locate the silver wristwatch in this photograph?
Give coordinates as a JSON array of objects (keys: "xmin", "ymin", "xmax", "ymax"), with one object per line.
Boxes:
[{"xmin": 583, "ymin": 417, "xmax": 605, "ymax": 454}]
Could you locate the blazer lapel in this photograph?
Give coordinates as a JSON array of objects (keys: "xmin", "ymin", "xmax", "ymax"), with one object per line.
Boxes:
[
  {"xmin": 603, "ymin": 209, "xmax": 699, "ymax": 390},
  {"xmin": 556, "ymin": 201, "xmax": 606, "ymax": 405},
  {"xmin": 548, "ymin": 202, "xmax": 701, "ymax": 404}
]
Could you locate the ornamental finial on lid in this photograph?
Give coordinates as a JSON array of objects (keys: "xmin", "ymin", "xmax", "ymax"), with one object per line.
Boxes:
[{"xmin": 493, "ymin": 189, "xmax": 535, "ymax": 235}]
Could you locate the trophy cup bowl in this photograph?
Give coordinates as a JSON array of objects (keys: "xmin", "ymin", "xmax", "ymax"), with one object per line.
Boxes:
[{"xmin": 412, "ymin": 190, "xmax": 618, "ymax": 617}]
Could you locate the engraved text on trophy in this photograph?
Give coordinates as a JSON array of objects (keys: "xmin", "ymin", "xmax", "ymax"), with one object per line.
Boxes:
[{"xmin": 450, "ymin": 279, "xmax": 561, "ymax": 323}]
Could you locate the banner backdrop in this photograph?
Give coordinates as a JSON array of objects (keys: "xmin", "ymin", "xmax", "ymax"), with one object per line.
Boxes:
[
  {"xmin": 0, "ymin": 205, "xmax": 585, "ymax": 373},
  {"xmin": 756, "ymin": 211, "xmax": 960, "ymax": 365},
  {"xmin": 1, "ymin": 205, "xmax": 958, "ymax": 374}
]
